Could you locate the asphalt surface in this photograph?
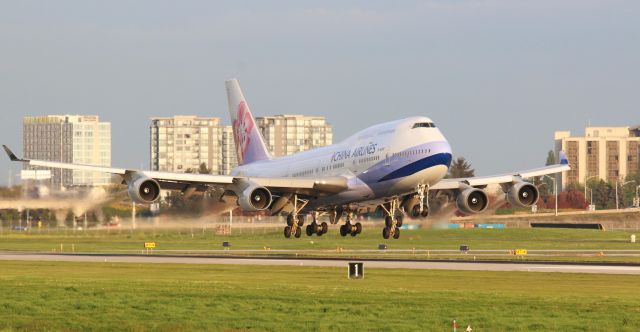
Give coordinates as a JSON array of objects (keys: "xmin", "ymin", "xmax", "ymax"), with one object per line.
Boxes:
[{"xmin": 2, "ymin": 252, "xmax": 640, "ymax": 274}]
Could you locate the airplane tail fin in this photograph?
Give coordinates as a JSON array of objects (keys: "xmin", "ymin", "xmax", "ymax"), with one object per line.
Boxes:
[{"xmin": 225, "ymin": 79, "xmax": 271, "ymax": 165}]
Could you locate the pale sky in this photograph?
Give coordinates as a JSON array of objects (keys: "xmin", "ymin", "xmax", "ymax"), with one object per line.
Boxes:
[{"xmin": 1, "ymin": 1, "xmax": 639, "ymax": 185}]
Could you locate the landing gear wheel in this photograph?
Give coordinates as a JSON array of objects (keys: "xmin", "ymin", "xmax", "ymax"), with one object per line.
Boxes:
[
  {"xmin": 340, "ymin": 224, "xmax": 348, "ymax": 237},
  {"xmin": 382, "ymin": 227, "xmax": 391, "ymax": 239},
  {"xmin": 350, "ymin": 230, "xmax": 357, "ymax": 237},
  {"xmin": 286, "ymin": 214, "xmax": 294, "ymax": 227},
  {"xmin": 411, "ymin": 205, "xmax": 421, "ymax": 218},
  {"xmin": 297, "ymin": 215, "xmax": 305, "ymax": 227},
  {"xmin": 396, "ymin": 215, "xmax": 404, "ymax": 228},
  {"xmin": 385, "ymin": 216, "xmax": 393, "ymax": 228},
  {"xmin": 393, "ymin": 227, "xmax": 400, "ymax": 239},
  {"xmin": 344, "ymin": 223, "xmax": 353, "ymax": 233},
  {"xmin": 284, "ymin": 226, "xmax": 292, "ymax": 238},
  {"xmin": 294, "ymin": 227, "xmax": 302, "ymax": 238},
  {"xmin": 421, "ymin": 209, "xmax": 429, "ymax": 218},
  {"xmin": 354, "ymin": 222, "xmax": 362, "ymax": 234},
  {"xmin": 305, "ymin": 224, "xmax": 313, "ymax": 236},
  {"xmin": 320, "ymin": 222, "xmax": 328, "ymax": 234}
]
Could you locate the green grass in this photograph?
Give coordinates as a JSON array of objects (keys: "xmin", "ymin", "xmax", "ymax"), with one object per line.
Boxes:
[
  {"xmin": 1, "ymin": 227, "xmax": 639, "ymax": 252},
  {"xmin": 0, "ymin": 260, "xmax": 639, "ymax": 331}
]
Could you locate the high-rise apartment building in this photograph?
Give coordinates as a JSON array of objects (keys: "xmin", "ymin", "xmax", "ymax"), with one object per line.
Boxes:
[
  {"xmin": 255, "ymin": 114, "xmax": 332, "ymax": 157},
  {"xmin": 23, "ymin": 115, "xmax": 112, "ymax": 188},
  {"xmin": 554, "ymin": 126, "xmax": 640, "ymax": 189},
  {"xmin": 150, "ymin": 116, "xmax": 222, "ymax": 174},
  {"xmin": 220, "ymin": 126, "xmax": 238, "ymax": 175}
]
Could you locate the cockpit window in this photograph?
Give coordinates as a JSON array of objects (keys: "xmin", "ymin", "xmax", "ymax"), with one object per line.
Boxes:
[{"xmin": 412, "ymin": 122, "xmax": 436, "ymax": 128}]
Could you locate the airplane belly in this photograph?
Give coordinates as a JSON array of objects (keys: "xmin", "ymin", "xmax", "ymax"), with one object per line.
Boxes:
[
  {"xmin": 312, "ymin": 176, "xmax": 374, "ymax": 207},
  {"xmin": 386, "ymin": 164, "xmax": 448, "ymax": 194}
]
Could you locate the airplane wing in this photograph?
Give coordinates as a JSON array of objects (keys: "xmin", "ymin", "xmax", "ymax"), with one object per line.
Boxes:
[
  {"xmin": 430, "ymin": 153, "xmax": 570, "ymax": 190},
  {"xmin": 2, "ymin": 145, "xmax": 348, "ymax": 196}
]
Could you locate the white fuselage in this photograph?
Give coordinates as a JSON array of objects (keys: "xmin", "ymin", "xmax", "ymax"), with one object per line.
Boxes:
[{"xmin": 231, "ymin": 116, "xmax": 452, "ymax": 207}]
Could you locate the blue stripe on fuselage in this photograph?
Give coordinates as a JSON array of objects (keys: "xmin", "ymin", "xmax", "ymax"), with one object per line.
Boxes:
[{"xmin": 378, "ymin": 152, "xmax": 452, "ymax": 182}]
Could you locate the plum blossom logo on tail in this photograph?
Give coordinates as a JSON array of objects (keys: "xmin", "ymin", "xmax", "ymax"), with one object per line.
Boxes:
[{"xmin": 233, "ymin": 101, "xmax": 253, "ymax": 163}]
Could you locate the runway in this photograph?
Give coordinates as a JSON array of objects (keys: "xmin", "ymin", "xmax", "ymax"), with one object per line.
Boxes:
[{"xmin": 1, "ymin": 252, "xmax": 640, "ymax": 274}]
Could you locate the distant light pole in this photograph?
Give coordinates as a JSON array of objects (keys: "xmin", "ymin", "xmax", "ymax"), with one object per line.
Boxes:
[
  {"xmin": 585, "ymin": 187, "xmax": 593, "ymax": 206},
  {"xmin": 543, "ymin": 175, "xmax": 558, "ymax": 217},
  {"xmin": 584, "ymin": 175, "xmax": 598, "ymax": 204}
]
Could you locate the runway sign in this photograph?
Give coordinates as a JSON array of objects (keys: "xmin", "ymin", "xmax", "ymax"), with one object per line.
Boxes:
[
  {"xmin": 144, "ymin": 242, "xmax": 156, "ymax": 249},
  {"xmin": 514, "ymin": 249, "xmax": 528, "ymax": 255},
  {"xmin": 348, "ymin": 262, "xmax": 364, "ymax": 279}
]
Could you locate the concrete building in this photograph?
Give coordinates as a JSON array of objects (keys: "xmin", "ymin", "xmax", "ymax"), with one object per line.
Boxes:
[
  {"xmin": 23, "ymin": 115, "xmax": 112, "ymax": 188},
  {"xmin": 554, "ymin": 126, "xmax": 640, "ymax": 189},
  {"xmin": 219, "ymin": 126, "xmax": 237, "ymax": 175},
  {"xmin": 151, "ymin": 116, "xmax": 221, "ymax": 174},
  {"xmin": 150, "ymin": 116, "xmax": 239, "ymax": 175},
  {"xmin": 151, "ymin": 114, "xmax": 331, "ymax": 175},
  {"xmin": 255, "ymin": 114, "xmax": 332, "ymax": 157}
]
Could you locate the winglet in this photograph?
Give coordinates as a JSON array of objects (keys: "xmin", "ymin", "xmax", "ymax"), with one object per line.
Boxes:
[
  {"xmin": 2, "ymin": 145, "xmax": 24, "ymax": 162},
  {"xmin": 559, "ymin": 150, "xmax": 569, "ymax": 165}
]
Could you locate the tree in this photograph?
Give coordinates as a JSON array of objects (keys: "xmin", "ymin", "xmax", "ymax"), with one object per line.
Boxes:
[
  {"xmin": 590, "ymin": 180, "xmax": 616, "ymax": 210},
  {"xmin": 538, "ymin": 150, "xmax": 557, "ymax": 197},
  {"xmin": 447, "ymin": 157, "xmax": 474, "ymax": 178},
  {"xmin": 197, "ymin": 163, "xmax": 212, "ymax": 175},
  {"xmin": 185, "ymin": 163, "xmax": 212, "ymax": 175},
  {"xmin": 545, "ymin": 150, "xmax": 556, "ymax": 166}
]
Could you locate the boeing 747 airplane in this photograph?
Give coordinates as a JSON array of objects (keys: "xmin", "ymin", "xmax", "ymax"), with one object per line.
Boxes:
[{"xmin": 4, "ymin": 79, "xmax": 569, "ymax": 239}]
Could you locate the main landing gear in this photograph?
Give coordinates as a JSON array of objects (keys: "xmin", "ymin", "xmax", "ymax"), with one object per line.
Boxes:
[
  {"xmin": 283, "ymin": 194, "xmax": 309, "ymax": 239},
  {"xmin": 380, "ymin": 197, "xmax": 403, "ymax": 239},
  {"xmin": 410, "ymin": 184, "xmax": 430, "ymax": 219},
  {"xmin": 306, "ymin": 212, "xmax": 328, "ymax": 236},
  {"xmin": 339, "ymin": 211, "xmax": 362, "ymax": 237}
]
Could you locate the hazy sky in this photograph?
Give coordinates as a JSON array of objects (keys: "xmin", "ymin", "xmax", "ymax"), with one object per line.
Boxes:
[{"xmin": 1, "ymin": 1, "xmax": 639, "ymax": 185}]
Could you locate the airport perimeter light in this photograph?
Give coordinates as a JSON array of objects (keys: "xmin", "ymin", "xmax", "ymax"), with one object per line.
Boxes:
[{"xmin": 543, "ymin": 175, "xmax": 558, "ymax": 217}]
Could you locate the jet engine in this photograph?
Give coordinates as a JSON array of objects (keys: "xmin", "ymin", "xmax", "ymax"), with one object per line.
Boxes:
[
  {"xmin": 456, "ymin": 187, "xmax": 489, "ymax": 215},
  {"xmin": 506, "ymin": 181, "xmax": 539, "ymax": 208},
  {"xmin": 127, "ymin": 175, "xmax": 161, "ymax": 204},
  {"xmin": 402, "ymin": 195, "xmax": 422, "ymax": 218},
  {"xmin": 237, "ymin": 184, "xmax": 273, "ymax": 212}
]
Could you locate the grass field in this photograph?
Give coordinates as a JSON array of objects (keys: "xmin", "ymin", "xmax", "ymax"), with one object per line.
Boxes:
[
  {"xmin": 1, "ymin": 260, "xmax": 639, "ymax": 331},
  {"xmin": 1, "ymin": 227, "xmax": 639, "ymax": 262}
]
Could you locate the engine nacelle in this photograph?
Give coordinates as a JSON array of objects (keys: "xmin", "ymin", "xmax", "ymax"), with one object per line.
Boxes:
[
  {"xmin": 402, "ymin": 195, "xmax": 424, "ymax": 218},
  {"xmin": 456, "ymin": 187, "xmax": 489, "ymax": 215},
  {"xmin": 127, "ymin": 176, "xmax": 161, "ymax": 204},
  {"xmin": 506, "ymin": 182, "xmax": 539, "ymax": 208},
  {"xmin": 237, "ymin": 185, "xmax": 273, "ymax": 212}
]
